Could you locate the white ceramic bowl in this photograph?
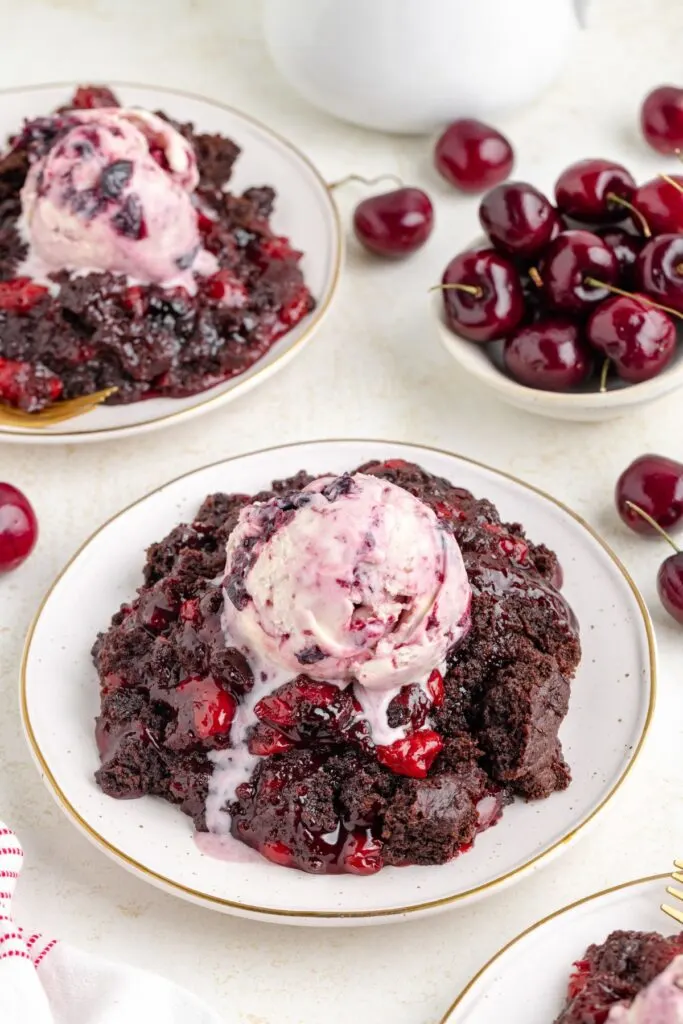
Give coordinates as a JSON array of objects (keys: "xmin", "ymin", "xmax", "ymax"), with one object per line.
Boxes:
[
  {"xmin": 21, "ymin": 440, "xmax": 654, "ymax": 926},
  {"xmin": 433, "ymin": 283, "xmax": 683, "ymax": 424},
  {"xmin": 442, "ymin": 873, "xmax": 674, "ymax": 1022},
  {"xmin": 0, "ymin": 83, "xmax": 342, "ymax": 445}
]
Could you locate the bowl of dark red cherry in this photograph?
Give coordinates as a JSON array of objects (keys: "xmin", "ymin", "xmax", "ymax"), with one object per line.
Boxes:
[{"xmin": 434, "ymin": 158, "xmax": 683, "ymax": 422}]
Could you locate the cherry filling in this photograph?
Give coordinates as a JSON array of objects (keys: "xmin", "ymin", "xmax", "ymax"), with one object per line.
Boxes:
[
  {"xmin": 556, "ymin": 931, "xmax": 683, "ymax": 1024},
  {"xmin": 93, "ymin": 461, "xmax": 580, "ymax": 875}
]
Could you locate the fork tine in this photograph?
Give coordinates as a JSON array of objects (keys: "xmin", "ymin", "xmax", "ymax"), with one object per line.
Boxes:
[
  {"xmin": 662, "ymin": 903, "xmax": 683, "ymax": 925},
  {"xmin": 672, "ymin": 872, "xmax": 683, "ymax": 885},
  {"xmin": 667, "ymin": 886, "xmax": 683, "ymax": 901},
  {"xmin": 675, "ymin": 860, "xmax": 683, "ymax": 871}
]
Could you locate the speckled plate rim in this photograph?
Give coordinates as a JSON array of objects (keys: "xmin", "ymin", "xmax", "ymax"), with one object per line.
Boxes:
[
  {"xmin": 439, "ymin": 872, "xmax": 672, "ymax": 1022},
  {"xmin": 0, "ymin": 81, "xmax": 343, "ymax": 444},
  {"xmin": 19, "ymin": 439, "xmax": 656, "ymax": 923}
]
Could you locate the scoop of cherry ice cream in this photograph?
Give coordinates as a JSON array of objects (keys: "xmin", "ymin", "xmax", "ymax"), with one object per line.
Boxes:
[
  {"xmin": 19, "ymin": 106, "xmax": 217, "ymax": 287},
  {"xmin": 221, "ymin": 471, "xmax": 472, "ymax": 747}
]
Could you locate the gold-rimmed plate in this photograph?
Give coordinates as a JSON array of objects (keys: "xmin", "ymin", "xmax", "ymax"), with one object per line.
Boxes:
[
  {"xmin": 21, "ymin": 440, "xmax": 655, "ymax": 925},
  {"xmin": 440, "ymin": 873, "xmax": 673, "ymax": 1022},
  {"xmin": 0, "ymin": 83, "xmax": 342, "ymax": 445}
]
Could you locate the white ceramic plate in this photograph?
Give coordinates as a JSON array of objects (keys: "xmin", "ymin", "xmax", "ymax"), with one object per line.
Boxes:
[
  {"xmin": 21, "ymin": 440, "xmax": 655, "ymax": 925},
  {"xmin": 0, "ymin": 83, "xmax": 342, "ymax": 445},
  {"xmin": 441, "ymin": 874, "xmax": 674, "ymax": 1022},
  {"xmin": 433, "ymin": 241, "xmax": 683, "ymax": 423}
]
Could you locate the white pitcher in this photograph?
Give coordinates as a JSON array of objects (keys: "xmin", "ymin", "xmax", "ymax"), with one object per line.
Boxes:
[{"xmin": 263, "ymin": 0, "xmax": 588, "ymax": 134}]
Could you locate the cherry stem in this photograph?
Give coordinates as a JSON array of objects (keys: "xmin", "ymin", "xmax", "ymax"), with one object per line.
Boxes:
[
  {"xmin": 624, "ymin": 501, "xmax": 680, "ymax": 552},
  {"xmin": 429, "ymin": 282, "xmax": 483, "ymax": 298},
  {"xmin": 599, "ymin": 358, "xmax": 610, "ymax": 393},
  {"xmin": 605, "ymin": 193, "xmax": 651, "ymax": 237},
  {"xmin": 659, "ymin": 172, "xmax": 683, "ymax": 195},
  {"xmin": 584, "ymin": 277, "xmax": 683, "ymax": 321},
  {"xmin": 328, "ymin": 173, "xmax": 404, "ymax": 192},
  {"xmin": 528, "ymin": 267, "xmax": 543, "ymax": 288}
]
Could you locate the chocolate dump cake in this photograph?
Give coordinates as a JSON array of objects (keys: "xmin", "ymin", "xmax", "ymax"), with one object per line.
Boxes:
[
  {"xmin": 556, "ymin": 929, "xmax": 683, "ymax": 1023},
  {"xmin": 0, "ymin": 84, "xmax": 315, "ymax": 412},
  {"xmin": 92, "ymin": 458, "xmax": 581, "ymax": 875}
]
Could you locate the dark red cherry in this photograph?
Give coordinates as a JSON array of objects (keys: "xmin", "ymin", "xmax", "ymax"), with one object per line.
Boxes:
[
  {"xmin": 0, "ymin": 482, "xmax": 38, "ymax": 572},
  {"xmin": 586, "ymin": 295, "xmax": 676, "ymax": 384},
  {"xmin": 503, "ymin": 318, "xmax": 591, "ymax": 391},
  {"xmin": 631, "ymin": 176, "xmax": 683, "ymax": 236},
  {"xmin": 440, "ymin": 248, "xmax": 524, "ymax": 342},
  {"xmin": 554, "ymin": 159, "xmax": 636, "ymax": 223},
  {"xmin": 621, "ymin": 502, "xmax": 683, "ymax": 624},
  {"xmin": 616, "ymin": 454, "xmax": 683, "ymax": 534},
  {"xmin": 636, "ymin": 234, "xmax": 683, "ymax": 313},
  {"xmin": 596, "ymin": 227, "xmax": 642, "ymax": 286},
  {"xmin": 541, "ymin": 230, "xmax": 618, "ymax": 313},
  {"xmin": 658, "ymin": 553, "xmax": 683, "ymax": 624},
  {"xmin": 353, "ymin": 187, "xmax": 434, "ymax": 257},
  {"xmin": 641, "ymin": 86, "xmax": 683, "ymax": 154},
  {"xmin": 479, "ymin": 182, "xmax": 560, "ymax": 258},
  {"xmin": 434, "ymin": 119, "xmax": 513, "ymax": 193}
]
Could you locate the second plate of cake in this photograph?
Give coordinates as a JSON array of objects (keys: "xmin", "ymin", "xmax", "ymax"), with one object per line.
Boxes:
[
  {"xmin": 21, "ymin": 440, "xmax": 655, "ymax": 924},
  {"xmin": 441, "ymin": 874, "xmax": 681, "ymax": 1022}
]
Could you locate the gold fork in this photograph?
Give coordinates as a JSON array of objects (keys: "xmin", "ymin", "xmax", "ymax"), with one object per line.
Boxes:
[
  {"xmin": 661, "ymin": 860, "xmax": 683, "ymax": 925},
  {"xmin": 0, "ymin": 387, "xmax": 117, "ymax": 429}
]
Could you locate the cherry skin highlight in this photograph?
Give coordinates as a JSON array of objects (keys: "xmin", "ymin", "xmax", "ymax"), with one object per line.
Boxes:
[
  {"xmin": 586, "ymin": 295, "xmax": 677, "ymax": 384},
  {"xmin": 479, "ymin": 182, "xmax": 560, "ymax": 258},
  {"xmin": 554, "ymin": 158, "xmax": 636, "ymax": 223},
  {"xmin": 440, "ymin": 248, "xmax": 524, "ymax": 343},
  {"xmin": 658, "ymin": 553, "xmax": 683, "ymax": 624},
  {"xmin": 541, "ymin": 230, "xmax": 618, "ymax": 313},
  {"xmin": 596, "ymin": 227, "xmax": 642, "ymax": 287},
  {"xmin": 353, "ymin": 187, "xmax": 434, "ymax": 258},
  {"xmin": 503, "ymin": 318, "xmax": 591, "ymax": 391},
  {"xmin": 636, "ymin": 234, "xmax": 683, "ymax": 313},
  {"xmin": 641, "ymin": 86, "xmax": 683, "ymax": 154},
  {"xmin": 616, "ymin": 455, "xmax": 683, "ymax": 534},
  {"xmin": 632, "ymin": 176, "xmax": 683, "ymax": 236},
  {"xmin": 434, "ymin": 119, "xmax": 513, "ymax": 193},
  {"xmin": 0, "ymin": 483, "xmax": 38, "ymax": 572}
]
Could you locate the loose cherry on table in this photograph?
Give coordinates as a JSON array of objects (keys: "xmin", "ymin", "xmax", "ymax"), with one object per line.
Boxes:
[
  {"xmin": 434, "ymin": 119, "xmax": 514, "ymax": 193},
  {"xmin": 0, "ymin": 483, "xmax": 38, "ymax": 573},
  {"xmin": 478, "ymin": 182, "xmax": 560, "ymax": 258},
  {"xmin": 352, "ymin": 185, "xmax": 435, "ymax": 257},
  {"xmin": 623, "ymin": 502, "xmax": 683, "ymax": 625},
  {"xmin": 641, "ymin": 85, "xmax": 683, "ymax": 154},
  {"xmin": 503, "ymin": 318, "xmax": 591, "ymax": 391},
  {"xmin": 540, "ymin": 230, "xmax": 618, "ymax": 313},
  {"xmin": 586, "ymin": 295, "xmax": 677, "ymax": 384},
  {"xmin": 554, "ymin": 158, "xmax": 637, "ymax": 224},
  {"xmin": 636, "ymin": 233, "xmax": 683, "ymax": 312},
  {"xmin": 616, "ymin": 454, "xmax": 683, "ymax": 534},
  {"xmin": 438, "ymin": 248, "xmax": 525, "ymax": 342},
  {"xmin": 330, "ymin": 174, "xmax": 434, "ymax": 259}
]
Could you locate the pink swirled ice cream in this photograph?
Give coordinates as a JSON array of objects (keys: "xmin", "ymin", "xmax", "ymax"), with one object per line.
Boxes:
[
  {"xmin": 608, "ymin": 956, "xmax": 683, "ymax": 1023},
  {"xmin": 221, "ymin": 472, "xmax": 471, "ymax": 739},
  {"xmin": 19, "ymin": 107, "xmax": 216, "ymax": 287}
]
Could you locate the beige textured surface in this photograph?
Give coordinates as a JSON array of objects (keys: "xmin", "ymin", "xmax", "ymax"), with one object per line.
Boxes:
[{"xmin": 1, "ymin": 1, "xmax": 683, "ymax": 1021}]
